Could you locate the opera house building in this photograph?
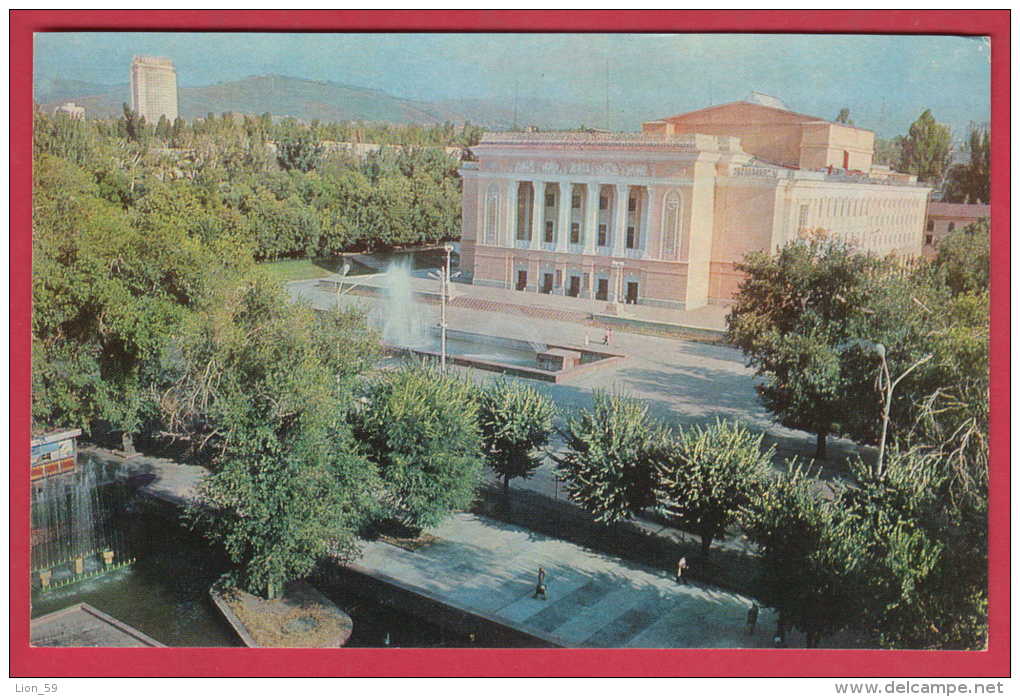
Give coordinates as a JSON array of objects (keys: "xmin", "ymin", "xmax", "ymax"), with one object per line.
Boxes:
[{"xmin": 459, "ymin": 99, "xmax": 930, "ymax": 311}]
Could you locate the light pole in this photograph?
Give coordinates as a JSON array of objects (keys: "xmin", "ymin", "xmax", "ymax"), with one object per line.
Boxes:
[
  {"xmin": 843, "ymin": 340, "xmax": 933, "ymax": 476},
  {"xmin": 873, "ymin": 344, "xmax": 933, "ymax": 476},
  {"xmin": 431, "ymin": 245, "xmax": 455, "ymax": 371},
  {"xmin": 336, "ymin": 259, "xmax": 351, "ymax": 307}
]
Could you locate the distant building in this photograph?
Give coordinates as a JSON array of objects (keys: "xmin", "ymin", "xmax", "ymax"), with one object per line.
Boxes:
[
  {"xmin": 53, "ymin": 102, "xmax": 85, "ymax": 119},
  {"xmin": 923, "ymin": 202, "xmax": 990, "ymax": 256},
  {"xmin": 460, "ymin": 100, "xmax": 929, "ymax": 311},
  {"xmin": 130, "ymin": 55, "xmax": 179, "ymax": 123}
]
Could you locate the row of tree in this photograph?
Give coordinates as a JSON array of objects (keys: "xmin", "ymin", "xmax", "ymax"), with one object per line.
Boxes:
[{"xmin": 34, "ymin": 109, "xmax": 464, "ymax": 263}]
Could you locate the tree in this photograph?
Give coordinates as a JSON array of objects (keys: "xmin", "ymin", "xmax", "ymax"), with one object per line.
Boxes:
[
  {"xmin": 275, "ymin": 133, "xmax": 324, "ymax": 172},
  {"xmin": 944, "ymin": 126, "xmax": 990, "ymax": 203},
  {"xmin": 31, "ymin": 154, "xmax": 213, "ymax": 436},
  {"xmin": 830, "ymin": 449, "xmax": 987, "ymax": 649},
  {"xmin": 898, "ymin": 109, "xmax": 951, "ymax": 184},
  {"xmin": 353, "ymin": 364, "xmax": 484, "ymax": 533},
  {"xmin": 654, "ymin": 420, "xmax": 773, "ymax": 557},
  {"xmin": 554, "ymin": 390, "xmax": 664, "ymax": 523},
  {"xmin": 175, "ymin": 277, "xmax": 380, "ymax": 599},
  {"xmin": 834, "ymin": 108, "xmax": 854, "ymax": 126},
  {"xmin": 189, "ymin": 422, "xmax": 378, "ymax": 599},
  {"xmin": 159, "ymin": 274, "xmax": 373, "ymax": 460},
  {"xmin": 932, "ymin": 218, "xmax": 989, "ymax": 297},
  {"xmin": 476, "ymin": 379, "xmax": 556, "ymax": 493},
  {"xmin": 739, "ymin": 463, "xmax": 857, "ymax": 648},
  {"xmin": 727, "ymin": 238, "xmax": 883, "ymax": 457}
]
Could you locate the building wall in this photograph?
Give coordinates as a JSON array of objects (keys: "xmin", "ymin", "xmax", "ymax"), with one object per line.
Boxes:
[
  {"xmin": 649, "ymin": 103, "xmax": 806, "ymax": 168},
  {"xmin": 131, "ymin": 57, "xmax": 179, "ymax": 123},
  {"xmin": 461, "ymin": 129, "xmax": 927, "ymax": 313},
  {"xmin": 800, "ymin": 122, "xmax": 875, "ymax": 171}
]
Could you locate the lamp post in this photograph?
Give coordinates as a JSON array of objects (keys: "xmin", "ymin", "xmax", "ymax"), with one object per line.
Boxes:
[
  {"xmin": 842, "ymin": 340, "xmax": 933, "ymax": 477},
  {"xmin": 431, "ymin": 245, "xmax": 455, "ymax": 371},
  {"xmin": 336, "ymin": 259, "xmax": 351, "ymax": 307}
]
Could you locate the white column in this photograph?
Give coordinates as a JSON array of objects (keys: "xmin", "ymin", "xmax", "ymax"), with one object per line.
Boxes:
[
  {"xmin": 613, "ymin": 184, "xmax": 629, "ymax": 258},
  {"xmin": 530, "ymin": 179, "xmax": 545, "ymax": 251},
  {"xmin": 557, "ymin": 182, "xmax": 571, "ymax": 252},
  {"xmin": 583, "ymin": 182, "xmax": 599, "ymax": 255},
  {"xmin": 640, "ymin": 186, "xmax": 651, "ymax": 255},
  {"xmin": 505, "ymin": 180, "xmax": 518, "ymax": 247}
]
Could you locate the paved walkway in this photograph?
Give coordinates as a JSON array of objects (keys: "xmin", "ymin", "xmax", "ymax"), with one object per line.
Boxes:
[
  {"xmin": 352, "ymin": 512, "xmax": 777, "ymax": 648},
  {"xmin": 307, "ymin": 270, "xmax": 730, "ymax": 332}
]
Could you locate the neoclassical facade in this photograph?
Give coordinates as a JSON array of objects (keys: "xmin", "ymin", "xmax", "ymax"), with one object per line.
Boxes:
[{"xmin": 459, "ymin": 102, "xmax": 931, "ymax": 311}]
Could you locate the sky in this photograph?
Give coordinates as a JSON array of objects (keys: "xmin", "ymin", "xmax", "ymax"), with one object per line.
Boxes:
[{"xmin": 34, "ymin": 32, "xmax": 991, "ymax": 138}]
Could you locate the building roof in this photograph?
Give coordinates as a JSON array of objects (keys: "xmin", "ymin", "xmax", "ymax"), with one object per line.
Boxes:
[
  {"xmin": 31, "ymin": 603, "xmax": 166, "ymax": 647},
  {"xmin": 653, "ymin": 100, "xmax": 874, "ymax": 135},
  {"xmin": 927, "ymin": 202, "xmax": 991, "ymax": 219}
]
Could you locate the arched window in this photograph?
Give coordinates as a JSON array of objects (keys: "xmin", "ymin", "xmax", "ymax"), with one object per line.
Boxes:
[
  {"xmin": 484, "ymin": 184, "xmax": 499, "ymax": 245},
  {"xmin": 661, "ymin": 190, "xmax": 683, "ymax": 259}
]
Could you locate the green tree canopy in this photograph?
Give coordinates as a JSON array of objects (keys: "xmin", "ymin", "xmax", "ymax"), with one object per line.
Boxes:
[
  {"xmin": 554, "ymin": 390, "xmax": 664, "ymax": 524},
  {"xmin": 353, "ymin": 364, "xmax": 484, "ymax": 533},
  {"xmin": 476, "ymin": 379, "xmax": 556, "ymax": 493},
  {"xmin": 899, "ymin": 109, "xmax": 952, "ymax": 184},
  {"xmin": 739, "ymin": 463, "xmax": 856, "ymax": 648},
  {"xmin": 727, "ymin": 237, "xmax": 884, "ymax": 457},
  {"xmin": 944, "ymin": 126, "xmax": 990, "ymax": 204},
  {"xmin": 654, "ymin": 420, "xmax": 774, "ymax": 557}
]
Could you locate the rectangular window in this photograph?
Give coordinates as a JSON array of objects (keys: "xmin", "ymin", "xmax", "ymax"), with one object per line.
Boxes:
[
  {"xmin": 626, "ymin": 226, "xmax": 636, "ymax": 249},
  {"xmin": 926, "ymin": 220, "xmax": 935, "ymax": 232},
  {"xmin": 599, "ymin": 196, "xmax": 608, "ymax": 210},
  {"xmin": 544, "ymin": 220, "xmax": 554, "ymax": 242},
  {"xmin": 545, "ymin": 192, "xmax": 555, "ymax": 207},
  {"xmin": 570, "ymin": 222, "xmax": 580, "ymax": 244},
  {"xmin": 598, "ymin": 224, "xmax": 608, "ymax": 246},
  {"xmin": 798, "ymin": 204, "xmax": 809, "ymax": 228},
  {"xmin": 572, "ymin": 194, "xmax": 581, "ymax": 209},
  {"xmin": 628, "ymin": 197, "xmax": 637, "ymax": 212}
]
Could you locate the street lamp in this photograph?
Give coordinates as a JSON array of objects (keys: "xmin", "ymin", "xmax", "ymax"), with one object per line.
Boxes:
[
  {"xmin": 429, "ymin": 245, "xmax": 457, "ymax": 371},
  {"xmin": 336, "ymin": 259, "xmax": 351, "ymax": 306},
  {"xmin": 842, "ymin": 339, "xmax": 933, "ymax": 476}
]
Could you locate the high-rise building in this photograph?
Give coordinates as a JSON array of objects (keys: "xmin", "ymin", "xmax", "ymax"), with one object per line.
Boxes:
[{"xmin": 130, "ymin": 56, "xmax": 179, "ymax": 123}]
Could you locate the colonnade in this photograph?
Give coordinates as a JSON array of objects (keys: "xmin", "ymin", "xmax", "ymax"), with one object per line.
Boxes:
[{"xmin": 499, "ymin": 180, "xmax": 650, "ymax": 260}]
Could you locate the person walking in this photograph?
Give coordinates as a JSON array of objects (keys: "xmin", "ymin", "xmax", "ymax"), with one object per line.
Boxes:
[
  {"xmin": 746, "ymin": 603, "xmax": 759, "ymax": 635},
  {"xmin": 533, "ymin": 567, "xmax": 547, "ymax": 600},
  {"xmin": 675, "ymin": 557, "xmax": 689, "ymax": 585}
]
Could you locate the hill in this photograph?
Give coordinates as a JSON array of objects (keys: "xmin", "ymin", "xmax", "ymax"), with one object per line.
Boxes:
[
  {"xmin": 36, "ymin": 73, "xmax": 601, "ymax": 130},
  {"xmin": 37, "ymin": 74, "xmax": 466, "ymax": 124}
]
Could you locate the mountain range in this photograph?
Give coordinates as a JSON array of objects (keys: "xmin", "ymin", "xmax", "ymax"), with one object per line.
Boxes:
[{"xmin": 35, "ymin": 74, "xmax": 606, "ymax": 130}]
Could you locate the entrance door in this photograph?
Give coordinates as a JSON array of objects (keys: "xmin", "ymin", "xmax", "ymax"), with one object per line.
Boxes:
[
  {"xmin": 567, "ymin": 275, "xmax": 581, "ymax": 297},
  {"xmin": 626, "ymin": 281, "xmax": 639, "ymax": 305},
  {"xmin": 516, "ymin": 270, "xmax": 528, "ymax": 291},
  {"xmin": 595, "ymin": 278, "xmax": 609, "ymax": 301},
  {"xmin": 541, "ymin": 273, "xmax": 554, "ymax": 294}
]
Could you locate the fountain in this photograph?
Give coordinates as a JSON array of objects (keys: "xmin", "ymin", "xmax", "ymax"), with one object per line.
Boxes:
[
  {"xmin": 31, "ymin": 458, "xmax": 132, "ymax": 591},
  {"xmin": 380, "ymin": 258, "xmax": 428, "ymax": 348}
]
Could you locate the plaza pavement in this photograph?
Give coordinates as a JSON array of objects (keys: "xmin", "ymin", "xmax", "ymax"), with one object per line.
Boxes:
[
  {"xmin": 352, "ymin": 512, "xmax": 779, "ymax": 648},
  {"xmin": 289, "ymin": 274, "xmax": 867, "ymax": 488}
]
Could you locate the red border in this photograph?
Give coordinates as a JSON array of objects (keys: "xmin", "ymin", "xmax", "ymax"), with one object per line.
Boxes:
[{"xmin": 10, "ymin": 10, "xmax": 1010, "ymax": 678}]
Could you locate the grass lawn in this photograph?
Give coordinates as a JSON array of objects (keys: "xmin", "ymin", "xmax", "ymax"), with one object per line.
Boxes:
[{"xmin": 258, "ymin": 257, "xmax": 367, "ymax": 284}]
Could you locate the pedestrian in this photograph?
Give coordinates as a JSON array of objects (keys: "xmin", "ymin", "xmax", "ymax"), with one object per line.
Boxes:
[
  {"xmin": 603, "ymin": 328, "xmax": 610, "ymax": 345},
  {"xmin": 533, "ymin": 567, "xmax": 547, "ymax": 600},
  {"xmin": 675, "ymin": 557, "xmax": 689, "ymax": 585},
  {"xmin": 607, "ymin": 327, "xmax": 614, "ymax": 345},
  {"xmin": 746, "ymin": 603, "xmax": 759, "ymax": 635}
]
